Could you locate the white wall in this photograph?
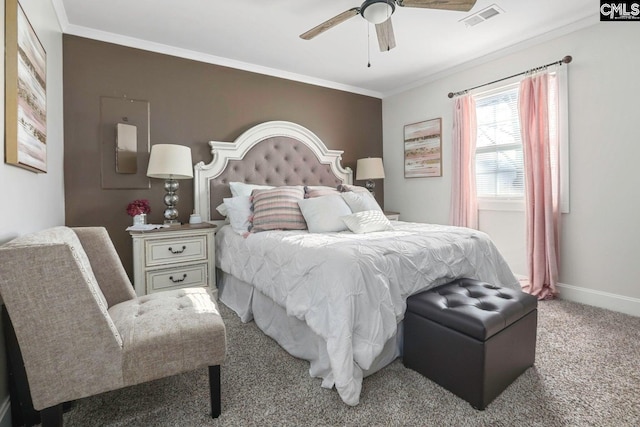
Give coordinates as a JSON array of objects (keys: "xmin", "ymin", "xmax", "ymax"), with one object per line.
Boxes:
[
  {"xmin": 1, "ymin": 1, "xmax": 65, "ymax": 240},
  {"xmin": 383, "ymin": 22, "xmax": 640, "ymax": 316},
  {"xmin": 0, "ymin": 0, "xmax": 64, "ymax": 424}
]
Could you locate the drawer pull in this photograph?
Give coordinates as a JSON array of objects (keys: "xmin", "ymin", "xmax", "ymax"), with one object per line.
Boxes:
[
  {"xmin": 169, "ymin": 274, "xmax": 187, "ymax": 283},
  {"xmin": 168, "ymin": 245, "xmax": 187, "ymax": 254}
]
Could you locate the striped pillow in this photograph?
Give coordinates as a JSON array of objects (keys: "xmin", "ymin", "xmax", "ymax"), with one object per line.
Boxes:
[
  {"xmin": 250, "ymin": 186, "xmax": 307, "ymax": 232},
  {"xmin": 304, "ymin": 185, "xmax": 341, "ymax": 199}
]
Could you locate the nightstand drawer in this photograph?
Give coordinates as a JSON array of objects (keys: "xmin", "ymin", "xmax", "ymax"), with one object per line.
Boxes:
[
  {"xmin": 146, "ymin": 263, "xmax": 208, "ymax": 293},
  {"xmin": 145, "ymin": 236, "xmax": 207, "ymax": 266},
  {"xmin": 130, "ymin": 223, "xmax": 216, "ymax": 297}
]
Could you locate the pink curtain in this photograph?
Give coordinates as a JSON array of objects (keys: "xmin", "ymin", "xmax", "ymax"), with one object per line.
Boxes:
[
  {"xmin": 519, "ymin": 72, "xmax": 560, "ymax": 299},
  {"xmin": 450, "ymin": 94, "xmax": 478, "ymax": 229}
]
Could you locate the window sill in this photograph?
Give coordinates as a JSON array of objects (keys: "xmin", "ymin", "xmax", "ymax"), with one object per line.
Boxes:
[{"xmin": 478, "ymin": 198, "xmax": 525, "ymax": 212}]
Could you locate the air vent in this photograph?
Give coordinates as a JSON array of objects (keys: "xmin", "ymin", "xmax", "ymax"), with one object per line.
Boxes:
[{"xmin": 460, "ymin": 4, "xmax": 504, "ymax": 27}]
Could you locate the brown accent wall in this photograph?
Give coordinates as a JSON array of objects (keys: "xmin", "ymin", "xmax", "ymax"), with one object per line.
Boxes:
[{"xmin": 63, "ymin": 35, "xmax": 383, "ymax": 279}]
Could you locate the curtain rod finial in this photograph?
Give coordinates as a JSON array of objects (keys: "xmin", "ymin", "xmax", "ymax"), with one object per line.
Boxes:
[
  {"xmin": 562, "ymin": 55, "xmax": 572, "ymax": 64},
  {"xmin": 447, "ymin": 92, "xmax": 454, "ymax": 98}
]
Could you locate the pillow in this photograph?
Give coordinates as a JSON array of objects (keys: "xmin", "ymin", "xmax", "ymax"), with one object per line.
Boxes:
[
  {"xmin": 223, "ymin": 196, "xmax": 252, "ymax": 235},
  {"xmin": 229, "ymin": 181, "xmax": 274, "ymax": 198},
  {"xmin": 341, "ymin": 191, "xmax": 382, "ymax": 213},
  {"xmin": 341, "ymin": 210, "xmax": 393, "ymax": 234},
  {"xmin": 215, "ymin": 202, "xmax": 228, "ymax": 217},
  {"xmin": 337, "ymin": 184, "xmax": 369, "ymax": 193},
  {"xmin": 297, "ymin": 195, "xmax": 352, "ymax": 233},
  {"xmin": 304, "ymin": 185, "xmax": 341, "ymax": 199},
  {"xmin": 250, "ymin": 186, "xmax": 307, "ymax": 232}
]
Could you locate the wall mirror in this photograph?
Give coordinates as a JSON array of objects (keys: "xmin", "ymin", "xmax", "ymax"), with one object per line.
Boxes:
[
  {"xmin": 116, "ymin": 123, "xmax": 138, "ymax": 173},
  {"xmin": 100, "ymin": 96, "xmax": 150, "ymax": 189}
]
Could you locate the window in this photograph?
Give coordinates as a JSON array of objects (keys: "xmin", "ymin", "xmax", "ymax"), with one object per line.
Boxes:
[
  {"xmin": 474, "ymin": 83, "xmax": 524, "ymax": 200},
  {"xmin": 472, "ymin": 70, "xmax": 568, "ymax": 213}
]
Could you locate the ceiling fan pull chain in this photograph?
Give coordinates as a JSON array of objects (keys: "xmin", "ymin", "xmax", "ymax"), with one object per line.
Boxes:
[{"xmin": 367, "ymin": 24, "xmax": 371, "ymax": 68}]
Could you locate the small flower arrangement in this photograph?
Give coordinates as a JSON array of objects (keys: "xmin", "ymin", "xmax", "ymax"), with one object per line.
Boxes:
[{"xmin": 126, "ymin": 199, "xmax": 151, "ymax": 217}]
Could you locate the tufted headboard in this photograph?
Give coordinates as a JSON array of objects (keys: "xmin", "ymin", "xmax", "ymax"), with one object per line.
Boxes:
[{"xmin": 194, "ymin": 121, "xmax": 353, "ymax": 222}]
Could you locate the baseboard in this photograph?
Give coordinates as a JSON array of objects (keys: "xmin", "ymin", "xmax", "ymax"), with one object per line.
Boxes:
[
  {"xmin": 556, "ymin": 282, "xmax": 640, "ymax": 318},
  {"xmin": 513, "ymin": 274, "xmax": 640, "ymax": 317},
  {"xmin": 0, "ymin": 396, "xmax": 11, "ymax": 427}
]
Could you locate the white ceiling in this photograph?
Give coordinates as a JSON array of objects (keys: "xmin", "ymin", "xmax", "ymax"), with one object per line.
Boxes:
[{"xmin": 53, "ymin": 0, "xmax": 597, "ymax": 98}]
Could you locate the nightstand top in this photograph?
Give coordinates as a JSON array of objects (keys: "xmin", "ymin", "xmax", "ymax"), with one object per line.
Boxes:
[{"xmin": 128, "ymin": 222, "xmax": 217, "ymax": 235}]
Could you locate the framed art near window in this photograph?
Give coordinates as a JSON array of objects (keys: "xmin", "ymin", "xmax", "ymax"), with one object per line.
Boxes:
[
  {"xmin": 404, "ymin": 118, "xmax": 442, "ymax": 178},
  {"xmin": 4, "ymin": 0, "xmax": 47, "ymax": 173}
]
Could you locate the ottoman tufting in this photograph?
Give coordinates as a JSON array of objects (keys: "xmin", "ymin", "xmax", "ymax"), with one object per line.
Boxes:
[{"xmin": 403, "ymin": 278, "xmax": 538, "ymax": 410}]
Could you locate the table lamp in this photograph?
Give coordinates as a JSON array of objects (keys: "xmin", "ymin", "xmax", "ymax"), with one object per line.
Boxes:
[
  {"xmin": 147, "ymin": 144, "xmax": 193, "ymax": 225},
  {"xmin": 356, "ymin": 157, "xmax": 385, "ymax": 196}
]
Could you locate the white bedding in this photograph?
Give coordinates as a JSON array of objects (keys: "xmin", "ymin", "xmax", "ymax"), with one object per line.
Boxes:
[{"xmin": 215, "ymin": 221, "xmax": 519, "ymax": 406}]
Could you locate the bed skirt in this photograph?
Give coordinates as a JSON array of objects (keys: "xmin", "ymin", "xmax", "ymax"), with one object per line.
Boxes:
[{"xmin": 217, "ymin": 268, "xmax": 403, "ymax": 388}]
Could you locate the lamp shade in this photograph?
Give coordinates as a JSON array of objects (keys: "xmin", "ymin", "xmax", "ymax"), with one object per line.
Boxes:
[
  {"xmin": 356, "ymin": 157, "xmax": 385, "ymax": 180},
  {"xmin": 147, "ymin": 144, "xmax": 194, "ymax": 179},
  {"xmin": 361, "ymin": 0, "xmax": 395, "ymax": 25}
]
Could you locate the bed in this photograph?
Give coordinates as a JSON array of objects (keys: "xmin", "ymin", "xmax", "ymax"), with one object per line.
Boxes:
[{"xmin": 193, "ymin": 121, "xmax": 519, "ymax": 406}]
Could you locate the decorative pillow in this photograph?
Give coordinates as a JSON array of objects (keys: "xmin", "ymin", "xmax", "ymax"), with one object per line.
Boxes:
[
  {"xmin": 250, "ymin": 186, "xmax": 307, "ymax": 232},
  {"xmin": 341, "ymin": 210, "xmax": 393, "ymax": 234},
  {"xmin": 297, "ymin": 195, "xmax": 352, "ymax": 233},
  {"xmin": 338, "ymin": 184, "xmax": 370, "ymax": 193},
  {"xmin": 223, "ymin": 196, "xmax": 252, "ymax": 235},
  {"xmin": 304, "ymin": 185, "xmax": 342, "ymax": 199},
  {"xmin": 341, "ymin": 191, "xmax": 382, "ymax": 213},
  {"xmin": 229, "ymin": 181, "xmax": 274, "ymax": 198}
]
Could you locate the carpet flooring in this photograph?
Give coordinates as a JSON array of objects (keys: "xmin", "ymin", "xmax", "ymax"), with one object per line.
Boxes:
[{"xmin": 60, "ymin": 299, "xmax": 640, "ymax": 426}]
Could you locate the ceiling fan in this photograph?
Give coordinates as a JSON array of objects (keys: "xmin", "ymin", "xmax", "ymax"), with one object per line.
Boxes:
[{"xmin": 300, "ymin": 0, "xmax": 477, "ymax": 52}]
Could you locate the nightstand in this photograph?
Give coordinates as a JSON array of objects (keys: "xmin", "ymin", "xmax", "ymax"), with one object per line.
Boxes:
[
  {"xmin": 129, "ymin": 223, "xmax": 217, "ymax": 297},
  {"xmin": 384, "ymin": 211, "xmax": 400, "ymax": 221}
]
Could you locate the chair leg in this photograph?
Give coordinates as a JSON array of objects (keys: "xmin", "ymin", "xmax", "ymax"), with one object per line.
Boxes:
[
  {"xmin": 40, "ymin": 404, "xmax": 63, "ymax": 427},
  {"xmin": 3, "ymin": 307, "xmax": 40, "ymax": 427},
  {"xmin": 208, "ymin": 365, "xmax": 221, "ymax": 418}
]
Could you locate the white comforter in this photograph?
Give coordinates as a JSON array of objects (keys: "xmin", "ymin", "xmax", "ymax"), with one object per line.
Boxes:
[{"xmin": 216, "ymin": 221, "xmax": 518, "ymax": 406}]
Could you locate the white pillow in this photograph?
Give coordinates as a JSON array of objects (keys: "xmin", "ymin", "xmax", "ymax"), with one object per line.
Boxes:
[
  {"xmin": 297, "ymin": 195, "xmax": 352, "ymax": 233},
  {"xmin": 341, "ymin": 210, "xmax": 393, "ymax": 234},
  {"xmin": 223, "ymin": 196, "xmax": 252, "ymax": 235},
  {"xmin": 341, "ymin": 191, "xmax": 382, "ymax": 213},
  {"xmin": 229, "ymin": 182, "xmax": 274, "ymax": 198},
  {"xmin": 215, "ymin": 202, "xmax": 228, "ymax": 217}
]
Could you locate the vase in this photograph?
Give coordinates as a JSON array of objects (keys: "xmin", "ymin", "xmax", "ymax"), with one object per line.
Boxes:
[{"xmin": 133, "ymin": 214, "xmax": 147, "ymax": 226}]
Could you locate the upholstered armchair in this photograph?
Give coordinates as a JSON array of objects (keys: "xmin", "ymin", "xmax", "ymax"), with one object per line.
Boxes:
[{"xmin": 0, "ymin": 227, "xmax": 226, "ymax": 426}]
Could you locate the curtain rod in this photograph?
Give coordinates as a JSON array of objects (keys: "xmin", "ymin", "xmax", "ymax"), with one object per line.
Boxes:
[{"xmin": 447, "ymin": 55, "xmax": 573, "ymax": 99}]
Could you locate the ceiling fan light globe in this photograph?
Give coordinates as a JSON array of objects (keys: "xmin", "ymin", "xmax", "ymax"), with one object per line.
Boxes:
[{"xmin": 361, "ymin": 0, "xmax": 395, "ymax": 24}]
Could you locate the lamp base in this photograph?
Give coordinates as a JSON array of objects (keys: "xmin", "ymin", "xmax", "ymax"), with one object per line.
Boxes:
[
  {"xmin": 365, "ymin": 179, "xmax": 375, "ymax": 196},
  {"xmin": 163, "ymin": 179, "xmax": 181, "ymax": 225}
]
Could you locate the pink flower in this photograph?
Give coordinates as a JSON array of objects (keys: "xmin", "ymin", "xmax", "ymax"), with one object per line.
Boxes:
[{"xmin": 126, "ymin": 199, "xmax": 151, "ymax": 217}]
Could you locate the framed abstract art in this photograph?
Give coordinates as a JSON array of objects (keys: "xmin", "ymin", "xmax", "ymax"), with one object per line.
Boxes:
[
  {"xmin": 404, "ymin": 118, "xmax": 442, "ymax": 178},
  {"xmin": 4, "ymin": 0, "xmax": 47, "ymax": 172}
]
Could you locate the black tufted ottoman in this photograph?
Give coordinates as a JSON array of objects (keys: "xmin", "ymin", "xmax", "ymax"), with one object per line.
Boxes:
[{"xmin": 403, "ymin": 278, "xmax": 537, "ymax": 410}]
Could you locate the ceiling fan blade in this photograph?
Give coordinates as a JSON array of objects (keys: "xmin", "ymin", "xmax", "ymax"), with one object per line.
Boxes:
[
  {"xmin": 300, "ymin": 8, "xmax": 360, "ymax": 40},
  {"xmin": 397, "ymin": 0, "xmax": 477, "ymax": 12},
  {"xmin": 375, "ymin": 18, "xmax": 396, "ymax": 52}
]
